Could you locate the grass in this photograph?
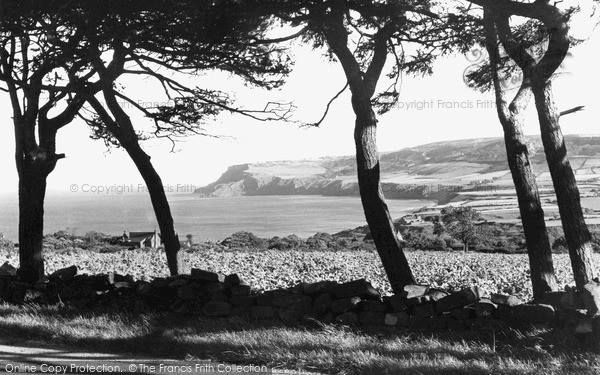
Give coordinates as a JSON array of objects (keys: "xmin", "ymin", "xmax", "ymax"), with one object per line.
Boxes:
[{"xmin": 0, "ymin": 303, "xmax": 598, "ymax": 375}]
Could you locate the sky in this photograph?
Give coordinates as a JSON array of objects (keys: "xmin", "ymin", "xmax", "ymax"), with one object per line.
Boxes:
[{"xmin": 0, "ymin": 7, "xmax": 599, "ymax": 195}]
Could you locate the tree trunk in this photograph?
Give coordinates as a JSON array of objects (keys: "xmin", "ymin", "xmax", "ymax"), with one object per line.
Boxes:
[
  {"xmin": 124, "ymin": 143, "xmax": 183, "ymax": 275},
  {"xmin": 16, "ymin": 163, "xmax": 48, "ymax": 283},
  {"xmin": 89, "ymin": 85, "xmax": 184, "ymax": 276},
  {"xmin": 502, "ymin": 121, "xmax": 558, "ymax": 299},
  {"xmin": 319, "ymin": 7, "xmax": 415, "ymax": 293},
  {"xmin": 354, "ymin": 99, "xmax": 415, "ymax": 293},
  {"xmin": 532, "ymin": 81, "xmax": 597, "ymax": 289},
  {"xmin": 482, "ymin": 11, "xmax": 559, "ymax": 300}
]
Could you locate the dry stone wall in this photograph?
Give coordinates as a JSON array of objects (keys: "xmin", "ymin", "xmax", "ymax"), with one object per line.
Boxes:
[{"xmin": 0, "ymin": 262, "xmax": 598, "ymax": 350}]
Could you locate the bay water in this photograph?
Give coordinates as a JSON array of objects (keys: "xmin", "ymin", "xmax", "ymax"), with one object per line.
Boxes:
[{"xmin": 0, "ymin": 192, "xmax": 433, "ymax": 242}]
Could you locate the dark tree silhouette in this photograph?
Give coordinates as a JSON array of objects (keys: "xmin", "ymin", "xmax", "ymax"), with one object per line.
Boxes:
[
  {"xmin": 468, "ymin": 0, "xmax": 597, "ymax": 290},
  {"xmin": 463, "ymin": 8, "xmax": 559, "ymax": 299},
  {"xmin": 0, "ymin": 0, "xmax": 292, "ymax": 280},
  {"xmin": 257, "ymin": 0, "xmax": 475, "ymax": 293},
  {"xmin": 0, "ymin": 5, "xmax": 102, "ymax": 281},
  {"xmin": 317, "ymin": 4, "xmax": 416, "ymax": 291},
  {"xmin": 74, "ymin": 2, "xmax": 292, "ymax": 274}
]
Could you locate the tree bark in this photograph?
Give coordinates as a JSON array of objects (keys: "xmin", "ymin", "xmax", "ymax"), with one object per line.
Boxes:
[
  {"xmin": 478, "ymin": 0, "xmax": 596, "ymax": 290},
  {"xmin": 532, "ymin": 81, "xmax": 597, "ymax": 289},
  {"xmin": 124, "ymin": 143, "xmax": 183, "ymax": 275},
  {"xmin": 319, "ymin": 6, "xmax": 416, "ymax": 293},
  {"xmin": 16, "ymin": 163, "xmax": 48, "ymax": 282},
  {"xmin": 353, "ymin": 97, "xmax": 416, "ymax": 293},
  {"xmin": 85, "ymin": 64, "xmax": 184, "ymax": 276},
  {"xmin": 502, "ymin": 122, "xmax": 558, "ymax": 297},
  {"xmin": 484, "ymin": 11, "xmax": 559, "ymax": 299}
]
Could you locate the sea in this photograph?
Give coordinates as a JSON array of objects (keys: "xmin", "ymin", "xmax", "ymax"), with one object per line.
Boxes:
[{"xmin": 0, "ymin": 192, "xmax": 434, "ymax": 242}]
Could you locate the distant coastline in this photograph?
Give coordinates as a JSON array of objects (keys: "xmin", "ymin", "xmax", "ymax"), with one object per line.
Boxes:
[
  {"xmin": 194, "ymin": 135, "xmax": 600, "ymax": 205},
  {"xmin": 0, "ymin": 194, "xmax": 434, "ymax": 243}
]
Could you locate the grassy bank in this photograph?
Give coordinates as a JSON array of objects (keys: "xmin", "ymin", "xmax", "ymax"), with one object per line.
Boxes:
[{"xmin": 0, "ymin": 303, "xmax": 598, "ymax": 375}]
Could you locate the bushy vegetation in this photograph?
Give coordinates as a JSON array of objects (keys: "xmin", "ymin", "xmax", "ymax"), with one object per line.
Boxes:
[
  {"xmin": 42, "ymin": 231, "xmax": 127, "ymax": 253},
  {"xmin": 218, "ymin": 231, "xmax": 265, "ymax": 249},
  {"xmin": 34, "ymin": 222, "xmax": 600, "ymax": 257},
  {"xmin": 399, "ymin": 222, "xmax": 600, "ymax": 254},
  {"xmin": 438, "ymin": 206, "xmax": 490, "ymax": 252},
  {"xmin": 0, "ymin": 234, "xmax": 14, "ymax": 258},
  {"xmin": 0, "ymin": 234, "xmax": 12, "ymax": 248},
  {"xmin": 215, "ymin": 231, "xmax": 375, "ymax": 252}
]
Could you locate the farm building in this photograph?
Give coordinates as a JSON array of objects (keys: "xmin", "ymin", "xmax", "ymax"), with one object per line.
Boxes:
[
  {"xmin": 398, "ymin": 214, "xmax": 424, "ymax": 225},
  {"xmin": 122, "ymin": 230, "xmax": 161, "ymax": 248}
]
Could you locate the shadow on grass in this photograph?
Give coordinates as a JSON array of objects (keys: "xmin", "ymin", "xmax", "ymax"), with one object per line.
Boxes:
[{"xmin": 0, "ymin": 304, "xmax": 598, "ymax": 375}]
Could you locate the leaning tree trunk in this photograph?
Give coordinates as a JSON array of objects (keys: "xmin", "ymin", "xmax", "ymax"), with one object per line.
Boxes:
[
  {"xmin": 124, "ymin": 143, "xmax": 183, "ymax": 275},
  {"xmin": 16, "ymin": 161, "xmax": 49, "ymax": 283},
  {"xmin": 90, "ymin": 83, "xmax": 184, "ymax": 276},
  {"xmin": 353, "ymin": 98, "xmax": 416, "ymax": 293},
  {"xmin": 483, "ymin": 10, "xmax": 558, "ymax": 299},
  {"xmin": 532, "ymin": 81, "xmax": 597, "ymax": 289},
  {"xmin": 502, "ymin": 120, "xmax": 558, "ymax": 298},
  {"xmin": 319, "ymin": 5, "xmax": 416, "ymax": 293}
]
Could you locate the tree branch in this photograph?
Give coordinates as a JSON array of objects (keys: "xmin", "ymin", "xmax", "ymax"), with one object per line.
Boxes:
[
  {"xmin": 307, "ymin": 81, "xmax": 349, "ymax": 127},
  {"xmin": 364, "ymin": 24, "xmax": 394, "ymax": 97},
  {"xmin": 559, "ymin": 105, "xmax": 584, "ymax": 117},
  {"xmin": 483, "ymin": 9, "xmax": 510, "ymax": 123},
  {"xmin": 249, "ymin": 26, "xmax": 309, "ymax": 45}
]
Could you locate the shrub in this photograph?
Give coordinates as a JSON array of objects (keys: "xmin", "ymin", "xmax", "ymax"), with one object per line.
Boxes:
[
  {"xmin": 51, "ymin": 230, "xmax": 75, "ymax": 241},
  {"xmin": 84, "ymin": 231, "xmax": 107, "ymax": 244},
  {"xmin": 404, "ymin": 231, "xmax": 437, "ymax": 250},
  {"xmin": 220, "ymin": 232, "xmax": 266, "ymax": 249},
  {"xmin": 445, "ymin": 238, "xmax": 463, "ymax": 249},
  {"xmin": 267, "ymin": 235, "xmax": 302, "ymax": 250},
  {"xmin": 306, "ymin": 232, "xmax": 332, "ymax": 250},
  {"xmin": 0, "ymin": 234, "xmax": 13, "ymax": 249},
  {"xmin": 546, "ymin": 226, "xmax": 564, "ymax": 245},
  {"xmin": 0, "ymin": 234, "xmax": 14, "ymax": 257},
  {"xmin": 552, "ymin": 236, "xmax": 568, "ymax": 253},
  {"xmin": 432, "ymin": 238, "xmax": 447, "ymax": 251},
  {"xmin": 494, "ymin": 238, "xmax": 509, "ymax": 249}
]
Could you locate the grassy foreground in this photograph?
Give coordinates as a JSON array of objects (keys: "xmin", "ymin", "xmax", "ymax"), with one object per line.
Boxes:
[
  {"xmin": 0, "ymin": 303, "xmax": 598, "ymax": 375},
  {"xmin": 1, "ymin": 240, "xmax": 599, "ymax": 374}
]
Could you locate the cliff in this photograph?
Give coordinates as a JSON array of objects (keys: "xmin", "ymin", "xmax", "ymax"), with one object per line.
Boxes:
[{"xmin": 195, "ymin": 135, "xmax": 600, "ymax": 202}]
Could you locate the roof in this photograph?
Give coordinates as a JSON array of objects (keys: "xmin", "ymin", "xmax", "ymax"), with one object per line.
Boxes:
[{"xmin": 127, "ymin": 231, "xmax": 157, "ymax": 242}]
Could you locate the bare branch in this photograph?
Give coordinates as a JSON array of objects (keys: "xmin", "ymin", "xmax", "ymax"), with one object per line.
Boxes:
[
  {"xmin": 560, "ymin": 105, "xmax": 585, "ymax": 117},
  {"xmin": 249, "ymin": 26, "xmax": 309, "ymax": 44},
  {"xmin": 305, "ymin": 82, "xmax": 349, "ymax": 128}
]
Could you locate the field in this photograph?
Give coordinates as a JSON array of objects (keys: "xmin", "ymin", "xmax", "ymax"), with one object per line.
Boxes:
[{"xmin": 2, "ymin": 246, "xmax": 597, "ymax": 302}]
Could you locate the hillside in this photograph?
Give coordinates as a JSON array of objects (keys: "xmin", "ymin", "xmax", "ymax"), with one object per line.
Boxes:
[{"xmin": 195, "ymin": 135, "xmax": 600, "ymax": 205}]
